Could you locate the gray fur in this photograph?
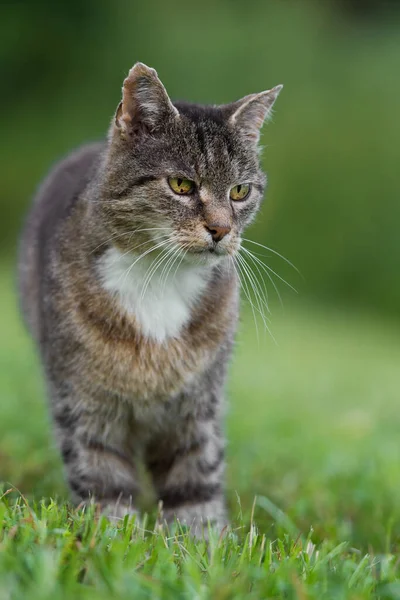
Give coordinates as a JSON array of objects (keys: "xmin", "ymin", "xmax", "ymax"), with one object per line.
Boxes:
[{"xmin": 18, "ymin": 62, "xmax": 282, "ymax": 535}]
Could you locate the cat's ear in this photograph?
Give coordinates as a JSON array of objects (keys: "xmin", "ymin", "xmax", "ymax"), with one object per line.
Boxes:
[
  {"xmin": 229, "ymin": 85, "xmax": 283, "ymax": 143},
  {"xmin": 115, "ymin": 62, "xmax": 179, "ymax": 140}
]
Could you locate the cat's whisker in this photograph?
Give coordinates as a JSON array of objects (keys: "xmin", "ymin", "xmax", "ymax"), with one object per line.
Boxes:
[
  {"xmin": 231, "ymin": 256, "xmax": 260, "ymax": 344},
  {"xmin": 140, "ymin": 242, "xmax": 179, "ymax": 302},
  {"xmin": 118, "ymin": 238, "xmax": 174, "ymax": 289},
  {"xmin": 89, "ymin": 227, "xmax": 172, "ymax": 256},
  {"xmin": 109, "ymin": 233, "xmax": 172, "ymax": 267},
  {"xmin": 90, "ymin": 230, "xmax": 140, "ymax": 255},
  {"xmin": 241, "ymin": 246, "xmax": 298, "ymax": 295},
  {"xmin": 121, "ymin": 243, "xmax": 173, "ymax": 294},
  {"xmin": 236, "ymin": 252, "xmax": 271, "ymax": 328},
  {"xmin": 234, "ymin": 252, "xmax": 276, "ymax": 341},
  {"xmin": 159, "ymin": 243, "xmax": 186, "ymax": 293},
  {"xmin": 241, "ymin": 237, "xmax": 301, "ymax": 276},
  {"xmin": 172, "ymin": 243, "xmax": 194, "ymax": 281},
  {"xmin": 130, "ymin": 226, "xmax": 172, "ymax": 233},
  {"xmin": 159, "ymin": 242, "xmax": 194, "ymax": 294},
  {"xmin": 236, "ymin": 252, "xmax": 270, "ymax": 314},
  {"xmin": 238, "ymin": 249, "xmax": 271, "ymax": 315},
  {"xmin": 233, "ymin": 256, "xmax": 262, "ymax": 336},
  {"xmin": 159, "ymin": 249, "xmax": 180, "ymax": 290},
  {"xmin": 240, "ymin": 247, "xmax": 282, "ymax": 307},
  {"xmin": 139, "ymin": 247, "xmax": 172, "ymax": 302},
  {"xmin": 139, "ymin": 238, "xmax": 193, "ymax": 303},
  {"xmin": 241, "ymin": 247, "xmax": 283, "ymax": 307}
]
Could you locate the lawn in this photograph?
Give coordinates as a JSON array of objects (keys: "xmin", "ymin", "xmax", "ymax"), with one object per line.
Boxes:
[{"xmin": 1, "ymin": 260, "xmax": 400, "ymax": 599}]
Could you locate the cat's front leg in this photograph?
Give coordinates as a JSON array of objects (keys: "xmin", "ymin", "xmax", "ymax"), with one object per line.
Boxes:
[
  {"xmin": 51, "ymin": 386, "xmax": 139, "ymax": 521},
  {"xmin": 146, "ymin": 414, "xmax": 227, "ymax": 538}
]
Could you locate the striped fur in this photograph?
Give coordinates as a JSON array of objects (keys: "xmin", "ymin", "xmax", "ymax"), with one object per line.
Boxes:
[{"xmin": 18, "ymin": 62, "xmax": 281, "ymax": 535}]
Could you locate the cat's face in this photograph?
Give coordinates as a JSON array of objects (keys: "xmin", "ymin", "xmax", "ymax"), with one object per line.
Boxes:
[{"xmin": 99, "ymin": 63, "xmax": 282, "ymax": 266}]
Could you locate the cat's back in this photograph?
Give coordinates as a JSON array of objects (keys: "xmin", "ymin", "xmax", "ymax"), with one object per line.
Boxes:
[{"xmin": 18, "ymin": 142, "xmax": 104, "ymax": 339}]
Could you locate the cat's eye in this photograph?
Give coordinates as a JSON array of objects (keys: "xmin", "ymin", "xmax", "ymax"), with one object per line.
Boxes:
[
  {"xmin": 168, "ymin": 177, "xmax": 195, "ymax": 195},
  {"xmin": 230, "ymin": 183, "xmax": 251, "ymax": 201}
]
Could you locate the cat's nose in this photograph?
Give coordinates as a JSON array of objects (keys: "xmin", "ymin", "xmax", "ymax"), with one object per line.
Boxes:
[{"xmin": 205, "ymin": 224, "xmax": 231, "ymax": 243}]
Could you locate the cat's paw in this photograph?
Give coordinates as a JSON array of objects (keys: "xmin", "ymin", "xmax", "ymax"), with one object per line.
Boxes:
[
  {"xmin": 162, "ymin": 501, "xmax": 228, "ymax": 540},
  {"xmin": 101, "ymin": 501, "xmax": 139, "ymax": 524}
]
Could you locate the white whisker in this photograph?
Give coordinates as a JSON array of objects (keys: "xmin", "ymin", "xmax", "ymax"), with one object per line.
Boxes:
[
  {"xmin": 118, "ymin": 238, "xmax": 173, "ymax": 288},
  {"xmin": 241, "ymin": 246, "xmax": 297, "ymax": 295},
  {"xmin": 233, "ymin": 256, "xmax": 260, "ymax": 344},
  {"xmin": 242, "ymin": 237, "xmax": 301, "ymax": 275},
  {"xmin": 89, "ymin": 226, "xmax": 172, "ymax": 256},
  {"xmin": 238, "ymin": 250, "xmax": 271, "ymax": 314},
  {"xmin": 108, "ymin": 233, "xmax": 171, "ymax": 267},
  {"xmin": 140, "ymin": 243, "xmax": 178, "ymax": 302},
  {"xmin": 240, "ymin": 247, "xmax": 283, "ymax": 307},
  {"xmin": 160, "ymin": 244, "xmax": 189, "ymax": 293},
  {"xmin": 172, "ymin": 243, "xmax": 193, "ymax": 281},
  {"xmin": 236, "ymin": 253, "xmax": 272, "ymax": 334}
]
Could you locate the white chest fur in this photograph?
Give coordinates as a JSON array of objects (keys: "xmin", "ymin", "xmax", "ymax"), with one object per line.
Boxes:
[{"xmin": 98, "ymin": 247, "xmax": 210, "ymax": 343}]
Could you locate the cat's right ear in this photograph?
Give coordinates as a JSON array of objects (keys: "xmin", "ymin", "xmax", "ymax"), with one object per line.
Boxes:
[{"xmin": 114, "ymin": 62, "xmax": 179, "ymax": 141}]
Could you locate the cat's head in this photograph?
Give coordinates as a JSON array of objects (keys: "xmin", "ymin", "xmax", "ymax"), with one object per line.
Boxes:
[{"xmin": 99, "ymin": 62, "xmax": 282, "ymax": 265}]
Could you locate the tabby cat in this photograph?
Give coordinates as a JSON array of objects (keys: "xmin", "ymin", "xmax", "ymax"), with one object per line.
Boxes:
[{"xmin": 18, "ymin": 62, "xmax": 282, "ymax": 535}]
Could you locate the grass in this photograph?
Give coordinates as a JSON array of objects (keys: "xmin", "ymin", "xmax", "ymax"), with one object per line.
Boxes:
[{"xmin": 2, "ymin": 260, "xmax": 400, "ymax": 598}]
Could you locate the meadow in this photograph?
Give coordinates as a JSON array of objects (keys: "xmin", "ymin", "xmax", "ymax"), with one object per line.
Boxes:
[
  {"xmin": 2, "ymin": 1, "xmax": 400, "ymax": 596},
  {"xmin": 2, "ymin": 260, "xmax": 400, "ymax": 598}
]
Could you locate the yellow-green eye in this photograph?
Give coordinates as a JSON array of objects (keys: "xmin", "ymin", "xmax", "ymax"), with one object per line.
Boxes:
[
  {"xmin": 168, "ymin": 177, "xmax": 195, "ymax": 195},
  {"xmin": 230, "ymin": 183, "xmax": 251, "ymax": 201}
]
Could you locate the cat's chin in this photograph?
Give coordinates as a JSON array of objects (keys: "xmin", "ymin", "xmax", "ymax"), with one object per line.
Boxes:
[{"xmin": 183, "ymin": 248, "xmax": 231, "ymax": 268}]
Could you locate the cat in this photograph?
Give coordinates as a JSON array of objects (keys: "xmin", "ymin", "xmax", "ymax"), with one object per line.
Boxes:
[{"xmin": 18, "ymin": 62, "xmax": 282, "ymax": 536}]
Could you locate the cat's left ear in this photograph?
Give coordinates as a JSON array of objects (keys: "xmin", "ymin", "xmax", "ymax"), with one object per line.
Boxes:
[
  {"xmin": 229, "ymin": 85, "xmax": 283, "ymax": 143},
  {"xmin": 115, "ymin": 62, "xmax": 179, "ymax": 140}
]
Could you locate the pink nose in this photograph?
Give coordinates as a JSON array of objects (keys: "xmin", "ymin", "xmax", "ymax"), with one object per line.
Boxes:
[{"xmin": 205, "ymin": 224, "xmax": 231, "ymax": 242}]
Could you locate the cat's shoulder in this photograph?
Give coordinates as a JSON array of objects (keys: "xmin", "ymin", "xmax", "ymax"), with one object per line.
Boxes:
[
  {"xmin": 33, "ymin": 142, "xmax": 105, "ymax": 210},
  {"xmin": 23, "ymin": 141, "xmax": 105, "ymax": 250}
]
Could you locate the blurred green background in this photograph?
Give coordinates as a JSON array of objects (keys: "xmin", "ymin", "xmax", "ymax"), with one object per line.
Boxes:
[
  {"xmin": 2, "ymin": 0, "xmax": 400, "ymax": 314},
  {"xmin": 2, "ymin": 0, "xmax": 400, "ymax": 553}
]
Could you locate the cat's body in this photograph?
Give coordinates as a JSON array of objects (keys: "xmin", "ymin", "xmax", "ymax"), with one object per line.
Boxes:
[{"xmin": 18, "ymin": 63, "xmax": 282, "ymax": 534}]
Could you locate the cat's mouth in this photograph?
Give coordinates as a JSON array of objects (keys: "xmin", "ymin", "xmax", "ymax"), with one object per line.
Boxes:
[{"xmin": 165, "ymin": 234, "xmax": 239, "ymax": 263}]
